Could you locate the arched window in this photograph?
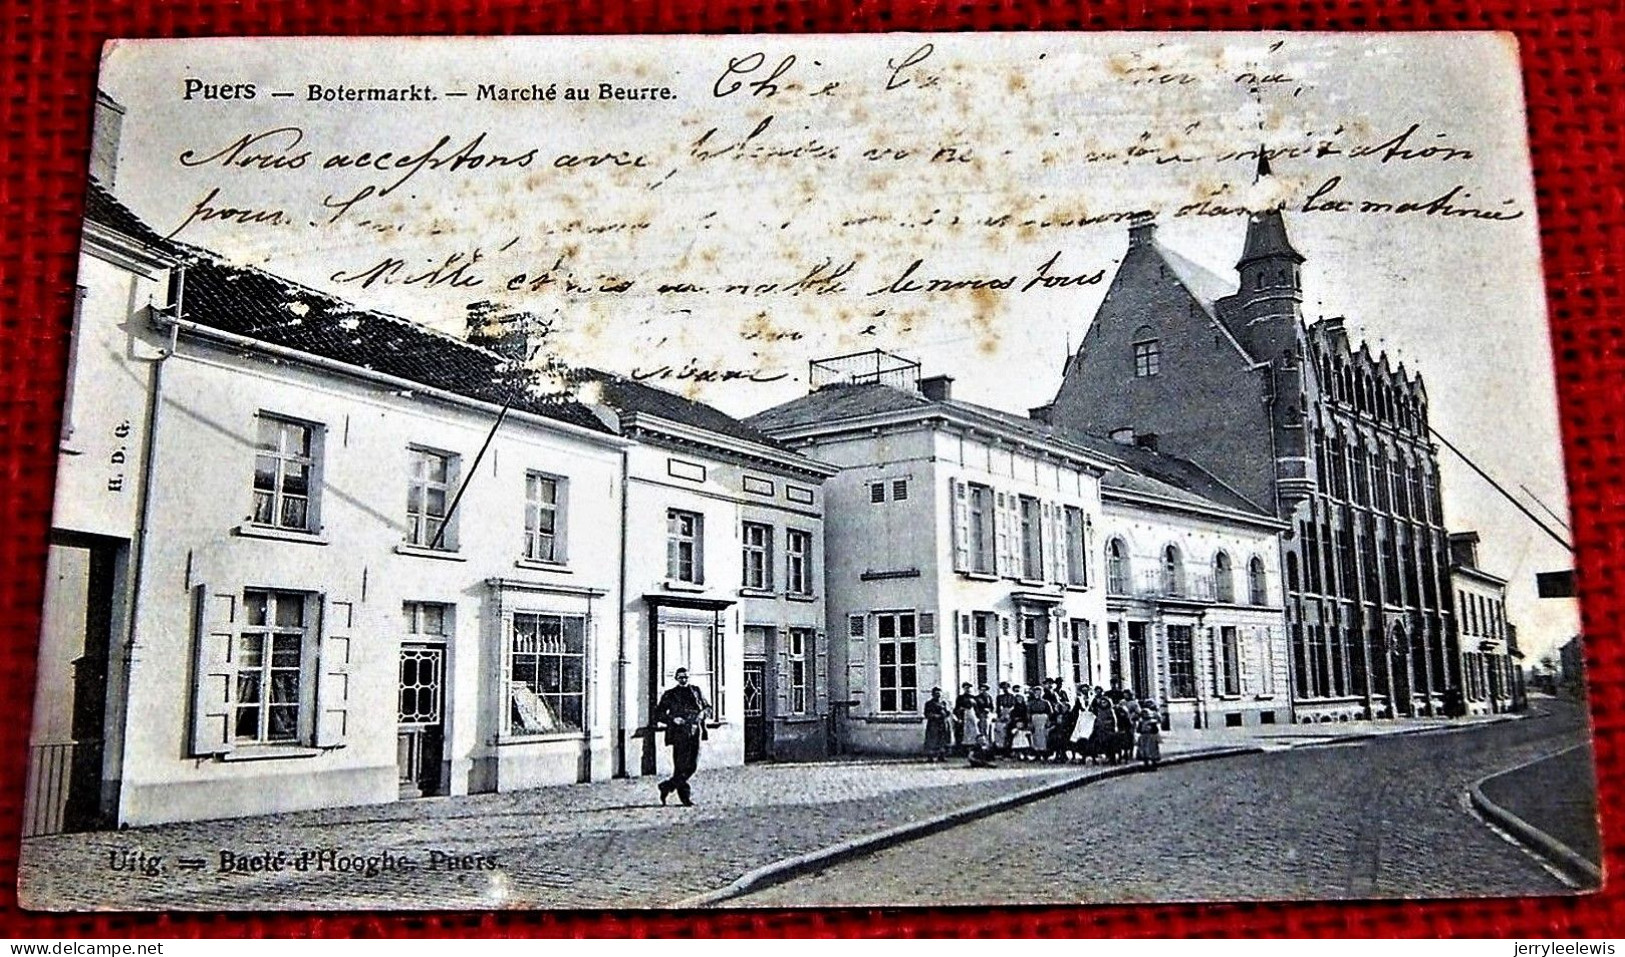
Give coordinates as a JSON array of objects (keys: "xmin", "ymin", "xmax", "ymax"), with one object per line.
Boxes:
[
  {"xmin": 1248, "ymin": 556, "xmax": 1269, "ymax": 605},
  {"xmin": 1106, "ymin": 538, "xmax": 1129, "ymax": 595},
  {"xmin": 1213, "ymin": 551, "xmax": 1235, "ymax": 603},
  {"xmin": 1286, "ymin": 551, "xmax": 1301, "ymax": 592},
  {"xmin": 1161, "ymin": 544, "xmax": 1185, "ymax": 597}
]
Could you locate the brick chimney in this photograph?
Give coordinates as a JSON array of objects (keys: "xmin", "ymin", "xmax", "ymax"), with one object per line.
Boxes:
[
  {"xmin": 1127, "ymin": 211, "xmax": 1157, "ymax": 250},
  {"xmin": 919, "ymin": 375, "xmax": 954, "ymax": 401},
  {"xmin": 90, "ymin": 91, "xmax": 126, "ymax": 187}
]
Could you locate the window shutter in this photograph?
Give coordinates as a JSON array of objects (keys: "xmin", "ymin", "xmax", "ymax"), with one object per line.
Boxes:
[
  {"xmin": 998, "ymin": 616, "xmax": 1017, "ymax": 684},
  {"xmin": 988, "ymin": 493, "xmax": 1001, "ymax": 575},
  {"xmin": 1208, "ymin": 627, "xmax": 1221, "ymax": 696},
  {"xmin": 190, "ymin": 584, "xmax": 237, "ymax": 757},
  {"xmin": 1050, "ymin": 505, "xmax": 1068, "ymax": 584},
  {"xmin": 951, "ymin": 479, "xmax": 970, "ymax": 572},
  {"xmin": 847, "ymin": 615, "xmax": 867, "ymax": 701},
  {"xmin": 315, "ymin": 595, "xmax": 355, "ymax": 748},
  {"xmin": 775, "ymin": 631, "xmax": 790, "ymax": 714},
  {"xmin": 1239, "ymin": 627, "xmax": 1254, "ymax": 695},
  {"xmin": 814, "ymin": 630, "xmax": 828, "ymax": 714},
  {"xmin": 916, "ymin": 611, "xmax": 940, "ymax": 702},
  {"xmin": 956, "ymin": 613, "xmax": 973, "ymax": 686}
]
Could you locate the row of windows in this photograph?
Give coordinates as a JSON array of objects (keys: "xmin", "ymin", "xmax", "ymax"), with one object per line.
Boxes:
[
  {"xmin": 253, "ymin": 413, "xmax": 818, "ymax": 596},
  {"xmin": 950, "ymin": 481, "xmax": 1089, "ymax": 586},
  {"xmin": 1463, "ymin": 651, "xmax": 1514, "ymax": 702},
  {"xmin": 1289, "ymin": 517, "xmax": 1447, "ymax": 609},
  {"xmin": 1290, "ymin": 620, "xmax": 1446, "ymax": 701},
  {"xmin": 1311, "ymin": 428, "xmax": 1441, "ymax": 521},
  {"xmin": 1164, "ymin": 624, "xmax": 1276, "ymax": 699},
  {"xmin": 1104, "ymin": 540, "xmax": 1269, "ymax": 605},
  {"xmin": 253, "ymin": 413, "xmax": 568, "ymax": 563},
  {"xmin": 1458, "ymin": 589, "xmax": 1506, "ymax": 640},
  {"xmin": 226, "ymin": 590, "xmax": 744, "ymax": 747},
  {"xmin": 738, "ymin": 520, "xmax": 815, "ymax": 594}
]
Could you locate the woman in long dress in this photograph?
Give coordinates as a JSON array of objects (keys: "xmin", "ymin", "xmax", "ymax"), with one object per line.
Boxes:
[
  {"xmin": 923, "ymin": 688, "xmax": 953, "ymax": 762},
  {"xmin": 1134, "ymin": 702, "xmax": 1162, "ymax": 768}
]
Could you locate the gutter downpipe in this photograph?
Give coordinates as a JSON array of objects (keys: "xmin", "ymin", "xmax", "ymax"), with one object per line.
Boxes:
[
  {"xmin": 614, "ymin": 443, "xmax": 632, "ymax": 778},
  {"xmin": 115, "ymin": 264, "xmax": 182, "ymax": 827}
]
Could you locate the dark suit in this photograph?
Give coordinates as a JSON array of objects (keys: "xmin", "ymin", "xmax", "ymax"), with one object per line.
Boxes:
[{"xmin": 653, "ymin": 682, "xmax": 710, "ymax": 803}]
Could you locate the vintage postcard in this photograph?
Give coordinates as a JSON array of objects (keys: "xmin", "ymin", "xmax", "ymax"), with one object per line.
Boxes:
[{"xmin": 19, "ymin": 33, "xmax": 1594, "ymax": 910}]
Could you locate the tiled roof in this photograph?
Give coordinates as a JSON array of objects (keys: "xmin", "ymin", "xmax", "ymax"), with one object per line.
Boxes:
[
  {"xmin": 1153, "ymin": 240, "xmax": 1255, "ymax": 361},
  {"xmin": 180, "ymin": 258, "xmax": 614, "ymax": 434},
  {"xmin": 84, "ymin": 179, "xmax": 173, "ymax": 250},
  {"xmin": 745, "ymin": 381, "xmax": 933, "ymax": 432},
  {"xmin": 749, "ymin": 382, "xmax": 1273, "ymax": 520},
  {"xmin": 573, "ymin": 369, "xmax": 799, "ymax": 453},
  {"xmin": 1239, "ymin": 207, "xmax": 1304, "ymax": 265}
]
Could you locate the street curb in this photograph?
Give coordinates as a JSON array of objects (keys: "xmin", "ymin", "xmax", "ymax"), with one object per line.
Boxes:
[
  {"xmin": 678, "ymin": 745, "xmax": 1261, "ymax": 908},
  {"xmin": 1467, "ymin": 743, "xmax": 1602, "ymax": 890}
]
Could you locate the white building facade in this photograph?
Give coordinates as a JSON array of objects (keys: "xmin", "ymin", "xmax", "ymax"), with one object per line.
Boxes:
[
  {"xmin": 1099, "ymin": 469, "xmax": 1292, "ymax": 729},
  {"xmin": 751, "ymin": 365, "xmax": 1115, "ymax": 754},
  {"xmin": 26, "ymin": 184, "xmax": 831, "ymax": 831}
]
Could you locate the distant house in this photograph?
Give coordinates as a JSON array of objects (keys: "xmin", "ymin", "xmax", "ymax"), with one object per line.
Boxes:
[{"xmin": 1446, "ymin": 532, "xmax": 1523, "ymax": 714}]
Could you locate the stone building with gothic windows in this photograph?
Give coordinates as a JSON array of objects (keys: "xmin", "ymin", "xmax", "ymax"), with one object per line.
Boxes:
[{"xmin": 1049, "ymin": 168, "xmax": 1472, "ymax": 723}]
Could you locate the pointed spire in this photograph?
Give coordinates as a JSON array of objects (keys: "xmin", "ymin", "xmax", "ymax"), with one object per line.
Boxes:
[{"xmin": 1255, "ymin": 147, "xmax": 1272, "ymax": 182}]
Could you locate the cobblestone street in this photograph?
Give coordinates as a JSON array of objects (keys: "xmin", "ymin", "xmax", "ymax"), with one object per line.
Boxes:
[
  {"xmin": 18, "ymin": 757, "xmax": 1103, "ymax": 910},
  {"xmin": 733, "ymin": 699, "xmax": 1593, "ymax": 907},
  {"xmin": 18, "ymin": 706, "xmax": 1569, "ymax": 911}
]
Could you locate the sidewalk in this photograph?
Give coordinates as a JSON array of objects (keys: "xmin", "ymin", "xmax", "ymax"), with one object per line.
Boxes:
[
  {"xmin": 1162, "ymin": 708, "xmax": 1518, "ymax": 752},
  {"xmin": 17, "ymin": 712, "xmax": 1513, "ymax": 911}
]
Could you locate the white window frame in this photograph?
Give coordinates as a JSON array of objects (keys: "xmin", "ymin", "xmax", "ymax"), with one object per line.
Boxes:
[
  {"xmin": 1107, "ymin": 538, "xmax": 1130, "ymax": 595},
  {"xmin": 1064, "ymin": 506, "xmax": 1088, "ymax": 586},
  {"xmin": 508, "ymin": 611, "xmax": 588, "ymax": 736},
  {"xmin": 253, "ymin": 414, "xmax": 321, "ymax": 533},
  {"xmin": 874, "ymin": 611, "xmax": 919, "ymax": 715},
  {"xmin": 403, "ymin": 600, "xmax": 452, "ymax": 641},
  {"xmin": 785, "ymin": 528, "xmax": 813, "ymax": 596},
  {"xmin": 660, "ymin": 617, "xmax": 724, "ymax": 721},
  {"xmin": 1248, "ymin": 556, "xmax": 1269, "ymax": 606},
  {"xmin": 1214, "ymin": 551, "xmax": 1235, "ymax": 603},
  {"xmin": 788, "ymin": 628, "xmax": 811, "ymax": 714},
  {"xmin": 235, "ymin": 589, "xmax": 315, "ymax": 745},
  {"xmin": 523, "ymin": 472, "xmax": 567, "ymax": 564},
  {"xmin": 968, "ymin": 483, "xmax": 995, "ymax": 574},
  {"xmin": 741, "ymin": 521, "xmax": 773, "ymax": 590},
  {"xmin": 667, "ymin": 509, "xmax": 704, "ymax": 584},
  {"xmin": 406, "ymin": 446, "xmax": 459, "ymax": 550}
]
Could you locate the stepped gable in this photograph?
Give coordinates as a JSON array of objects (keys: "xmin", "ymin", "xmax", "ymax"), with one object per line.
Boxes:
[{"xmin": 179, "ymin": 258, "xmax": 613, "ymax": 434}]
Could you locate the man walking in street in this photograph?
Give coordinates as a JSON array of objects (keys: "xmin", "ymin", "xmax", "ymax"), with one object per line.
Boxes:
[{"xmin": 653, "ymin": 667, "xmax": 711, "ymax": 806}]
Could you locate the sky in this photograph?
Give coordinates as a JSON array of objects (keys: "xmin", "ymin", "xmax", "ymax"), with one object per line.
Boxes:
[{"xmin": 95, "ymin": 33, "xmax": 1580, "ymax": 662}]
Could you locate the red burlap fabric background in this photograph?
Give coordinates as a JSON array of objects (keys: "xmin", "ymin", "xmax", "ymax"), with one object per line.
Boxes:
[{"xmin": 1, "ymin": 0, "xmax": 1620, "ymax": 939}]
